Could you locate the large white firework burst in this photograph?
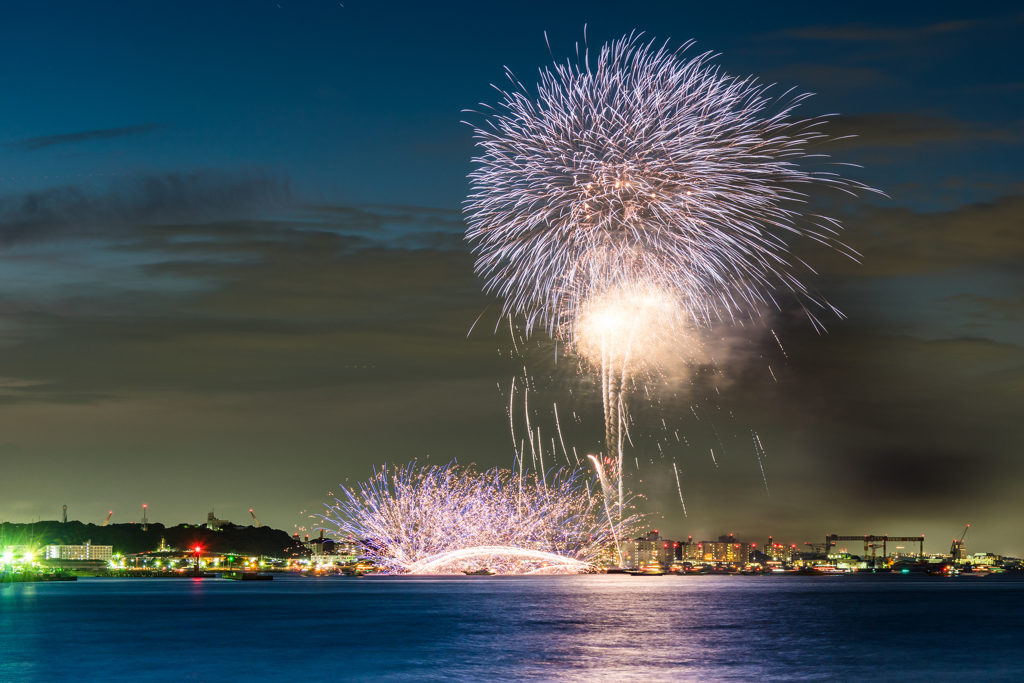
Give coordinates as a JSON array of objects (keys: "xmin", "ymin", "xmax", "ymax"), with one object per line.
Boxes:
[
  {"xmin": 465, "ymin": 34, "xmax": 879, "ymax": 522},
  {"xmin": 465, "ymin": 33, "xmax": 877, "ymax": 339},
  {"xmin": 321, "ymin": 462, "xmax": 637, "ymax": 574}
]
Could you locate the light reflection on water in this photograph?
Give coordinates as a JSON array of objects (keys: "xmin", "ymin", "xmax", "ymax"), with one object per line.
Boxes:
[{"xmin": 2, "ymin": 574, "xmax": 1023, "ymax": 682}]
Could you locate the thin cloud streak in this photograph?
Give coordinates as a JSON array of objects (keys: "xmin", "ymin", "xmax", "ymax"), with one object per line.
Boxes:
[
  {"xmin": 8, "ymin": 123, "xmax": 167, "ymax": 151},
  {"xmin": 0, "ymin": 170, "xmax": 289, "ymax": 243},
  {"xmin": 781, "ymin": 20, "xmax": 978, "ymax": 42}
]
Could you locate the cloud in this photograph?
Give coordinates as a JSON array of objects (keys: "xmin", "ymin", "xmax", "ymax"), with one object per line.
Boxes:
[
  {"xmin": 817, "ymin": 113, "xmax": 1023, "ymax": 150},
  {"xmin": 0, "ymin": 170, "xmax": 289, "ymax": 243},
  {"xmin": 8, "ymin": 123, "xmax": 166, "ymax": 151},
  {"xmin": 799, "ymin": 193, "xmax": 1024, "ymax": 277},
  {"xmin": 940, "ymin": 292, "xmax": 1024, "ymax": 322},
  {"xmin": 0, "ymin": 196, "xmax": 490, "ymax": 403},
  {"xmin": 765, "ymin": 64, "xmax": 891, "ymax": 89},
  {"xmin": 782, "ymin": 20, "xmax": 978, "ymax": 42},
  {"xmin": 843, "ymin": 449, "xmax": 996, "ymax": 502}
]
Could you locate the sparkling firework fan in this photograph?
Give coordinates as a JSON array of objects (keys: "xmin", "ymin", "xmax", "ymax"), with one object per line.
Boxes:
[{"xmin": 321, "ymin": 462, "xmax": 638, "ymax": 574}]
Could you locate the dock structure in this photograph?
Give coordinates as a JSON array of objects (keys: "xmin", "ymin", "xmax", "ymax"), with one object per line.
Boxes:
[{"xmin": 825, "ymin": 534, "xmax": 925, "ymax": 564}]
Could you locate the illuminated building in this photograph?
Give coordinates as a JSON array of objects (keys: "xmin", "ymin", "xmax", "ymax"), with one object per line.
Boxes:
[
  {"xmin": 675, "ymin": 536, "xmax": 702, "ymax": 563},
  {"xmin": 696, "ymin": 534, "xmax": 750, "ymax": 565},
  {"xmin": 628, "ymin": 530, "xmax": 675, "ymax": 569},
  {"xmin": 206, "ymin": 511, "xmax": 231, "ymax": 530},
  {"xmin": 45, "ymin": 542, "xmax": 113, "ymax": 562},
  {"xmin": 765, "ymin": 540, "xmax": 795, "ymax": 562}
]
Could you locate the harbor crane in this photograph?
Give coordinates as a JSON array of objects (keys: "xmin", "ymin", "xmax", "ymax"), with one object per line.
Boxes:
[
  {"xmin": 249, "ymin": 509, "xmax": 261, "ymax": 528},
  {"xmin": 101, "ymin": 511, "xmax": 113, "ymax": 526},
  {"xmin": 951, "ymin": 525, "xmax": 969, "ymax": 562}
]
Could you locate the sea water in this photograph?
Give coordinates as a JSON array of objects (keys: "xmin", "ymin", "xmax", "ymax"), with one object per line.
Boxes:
[{"xmin": 2, "ymin": 573, "xmax": 1022, "ymax": 682}]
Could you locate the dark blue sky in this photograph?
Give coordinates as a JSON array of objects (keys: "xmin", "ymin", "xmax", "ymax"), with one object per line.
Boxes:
[
  {"xmin": 0, "ymin": 1, "xmax": 1021, "ymax": 555},
  {"xmin": 3, "ymin": 1, "xmax": 1019, "ymax": 207}
]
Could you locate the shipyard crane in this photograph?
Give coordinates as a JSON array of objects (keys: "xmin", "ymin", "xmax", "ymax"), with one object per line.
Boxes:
[
  {"xmin": 249, "ymin": 509, "xmax": 261, "ymax": 528},
  {"xmin": 951, "ymin": 525, "xmax": 969, "ymax": 562},
  {"xmin": 101, "ymin": 511, "xmax": 113, "ymax": 526}
]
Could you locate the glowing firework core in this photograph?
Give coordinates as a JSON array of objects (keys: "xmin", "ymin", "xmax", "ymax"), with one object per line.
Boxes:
[{"xmin": 574, "ymin": 284, "xmax": 683, "ymax": 370}]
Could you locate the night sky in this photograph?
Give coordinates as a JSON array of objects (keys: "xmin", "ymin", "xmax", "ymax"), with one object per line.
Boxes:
[{"xmin": 0, "ymin": 1, "xmax": 1021, "ymax": 556}]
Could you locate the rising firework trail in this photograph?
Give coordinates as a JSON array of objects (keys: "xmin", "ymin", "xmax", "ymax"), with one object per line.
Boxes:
[{"xmin": 465, "ymin": 33, "xmax": 878, "ymax": 527}]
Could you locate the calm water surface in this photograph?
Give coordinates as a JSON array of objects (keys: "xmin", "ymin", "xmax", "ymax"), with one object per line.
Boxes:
[{"xmin": 2, "ymin": 574, "xmax": 1023, "ymax": 681}]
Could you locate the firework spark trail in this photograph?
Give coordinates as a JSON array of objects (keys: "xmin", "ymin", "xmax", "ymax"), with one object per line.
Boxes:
[
  {"xmin": 322, "ymin": 461, "xmax": 637, "ymax": 574},
  {"xmin": 554, "ymin": 403, "xmax": 578, "ymax": 465},
  {"xmin": 508, "ymin": 314, "xmax": 520, "ymax": 355},
  {"xmin": 466, "ymin": 33, "xmax": 877, "ymax": 528},
  {"xmin": 771, "ymin": 329, "xmax": 788, "ymax": 357},
  {"xmin": 524, "ymin": 388, "xmax": 537, "ymax": 472},
  {"xmin": 509, "ymin": 377, "xmax": 518, "ymax": 463},
  {"xmin": 751, "ymin": 430, "xmax": 770, "ymax": 496},
  {"xmin": 673, "ymin": 462, "xmax": 688, "ymax": 516},
  {"xmin": 536, "ymin": 427, "xmax": 545, "ymax": 482},
  {"xmin": 754, "ymin": 431, "xmax": 767, "ymax": 457},
  {"xmin": 700, "ymin": 405, "xmax": 728, "ymax": 460}
]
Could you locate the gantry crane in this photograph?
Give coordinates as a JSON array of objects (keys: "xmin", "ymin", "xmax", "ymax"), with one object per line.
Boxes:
[
  {"xmin": 249, "ymin": 509, "xmax": 261, "ymax": 528},
  {"xmin": 825, "ymin": 534, "xmax": 925, "ymax": 566}
]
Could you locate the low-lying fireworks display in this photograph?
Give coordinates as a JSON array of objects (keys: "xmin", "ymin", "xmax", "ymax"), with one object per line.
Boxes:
[{"xmin": 322, "ymin": 462, "xmax": 636, "ymax": 574}]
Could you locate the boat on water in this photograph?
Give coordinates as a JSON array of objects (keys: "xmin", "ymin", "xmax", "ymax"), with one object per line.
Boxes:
[
  {"xmin": 628, "ymin": 569, "xmax": 666, "ymax": 576},
  {"xmin": 463, "ymin": 568, "xmax": 497, "ymax": 575},
  {"xmin": 224, "ymin": 571, "xmax": 273, "ymax": 581}
]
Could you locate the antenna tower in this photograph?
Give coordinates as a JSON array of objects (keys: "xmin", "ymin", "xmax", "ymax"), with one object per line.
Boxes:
[{"xmin": 142, "ymin": 504, "xmax": 148, "ymax": 531}]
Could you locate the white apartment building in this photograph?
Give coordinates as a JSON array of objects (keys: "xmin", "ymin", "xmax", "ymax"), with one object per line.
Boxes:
[{"xmin": 45, "ymin": 543, "xmax": 113, "ymax": 562}]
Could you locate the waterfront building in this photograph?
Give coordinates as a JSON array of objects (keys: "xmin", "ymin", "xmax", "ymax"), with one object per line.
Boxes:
[
  {"xmin": 969, "ymin": 553, "xmax": 1002, "ymax": 567},
  {"xmin": 697, "ymin": 535, "xmax": 750, "ymax": 565},
  {"xmin": 675, "ymin": 537, "xmax": 702, "ymax": 563},
  {"xmin": 628, "ymin": 531, "xmax": 675, "ymax": 569},
  {"xmin": 45, "ymin": 543, "xmax": 113, "ymax": 562},
  {"xmin": 765, "ymin": 540, "xmax": 795, "ymax": 562}
]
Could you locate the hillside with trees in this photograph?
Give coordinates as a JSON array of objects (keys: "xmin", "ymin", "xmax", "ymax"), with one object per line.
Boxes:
[{"xmin": 0, "ymin": 520, "xmax": 308, "ymax": 558}]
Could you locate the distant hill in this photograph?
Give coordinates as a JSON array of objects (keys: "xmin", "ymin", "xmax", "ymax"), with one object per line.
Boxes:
[{"xmin": 0, "ymin": 520, "xmax": 308, "ymax": 558}]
